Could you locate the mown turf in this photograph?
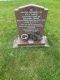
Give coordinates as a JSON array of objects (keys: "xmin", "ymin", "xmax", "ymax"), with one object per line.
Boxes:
[{"xmin": 0, "ymin": 0, "xmax": 60, "ymax": 80}]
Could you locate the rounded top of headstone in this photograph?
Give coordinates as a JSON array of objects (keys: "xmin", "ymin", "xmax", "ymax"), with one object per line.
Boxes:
[{"xmin": 15, "ymin": 4, "xmax": 48, "ymax": 11}]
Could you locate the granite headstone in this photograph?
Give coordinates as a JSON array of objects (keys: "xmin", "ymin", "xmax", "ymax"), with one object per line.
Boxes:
[{"xmin": 14, "ymin": 4, "xmax": 48, "ymax": 46}]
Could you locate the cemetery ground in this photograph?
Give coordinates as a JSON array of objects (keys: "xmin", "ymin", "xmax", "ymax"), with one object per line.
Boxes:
[{"xmin": 0, "ymin": 0, "xmax": 60, "ymax": 80}]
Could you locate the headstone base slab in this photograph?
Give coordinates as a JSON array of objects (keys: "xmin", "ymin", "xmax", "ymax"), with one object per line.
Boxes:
[{"xmin": 13, "ymin": 35, "xmax": 49, "ymax": 48}]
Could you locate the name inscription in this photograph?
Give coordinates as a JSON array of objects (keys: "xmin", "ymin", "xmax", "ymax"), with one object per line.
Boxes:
[{"xmin": 17, "ymin": 11, "xmax": 45, "ymax": 33}]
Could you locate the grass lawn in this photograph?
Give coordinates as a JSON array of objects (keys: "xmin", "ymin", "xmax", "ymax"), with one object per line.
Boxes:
[{"xmin": 0, "ymin": 0, "xmax": 60, "ymax": 80}]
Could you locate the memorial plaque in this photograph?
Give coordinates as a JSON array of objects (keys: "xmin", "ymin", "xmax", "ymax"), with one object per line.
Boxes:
[{"xmin": 14, "ymin": 4, "xmax": 48, "ymax": 46}]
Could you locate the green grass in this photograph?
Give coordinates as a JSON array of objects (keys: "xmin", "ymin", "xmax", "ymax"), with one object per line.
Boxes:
[{"xmin": 0, "ymin": 0, "xmax": 60, "ymax": 80}]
